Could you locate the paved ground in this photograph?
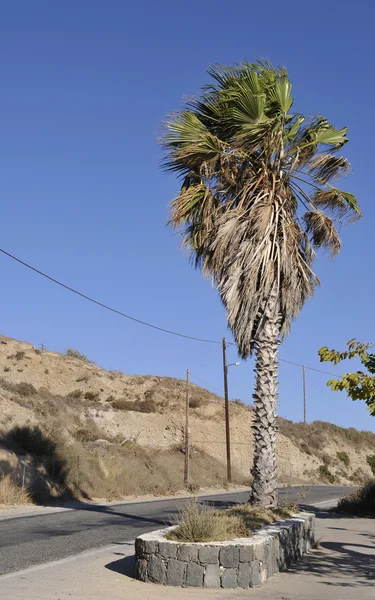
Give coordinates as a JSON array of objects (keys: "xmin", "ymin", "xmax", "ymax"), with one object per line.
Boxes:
[
  {"xmin": 1, "ymin": 506, "xmax": 374, "ymax": 599},
  {"xmin": 0, "ymin": 485, "xmax": 348, "ymax": 575}
]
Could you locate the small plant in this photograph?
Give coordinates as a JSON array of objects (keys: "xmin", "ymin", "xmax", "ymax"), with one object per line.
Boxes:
[
  {"xmin": 15, "ymin": 350, "xmax": 26, "ymax": 361},
  {"xmin": 318, "ymin": 465, "xmax": 335, "ymax": 484},
  {"xmin": 231, "ymin": 398, "xmax": 246, "ymax": 408},
  {"xmin": 66, "ymin": 348, "xmax": 93, "ymax": 364},
  {"xmin": 366, "ymin": 455, "xmax": 375, "ymax": 475},
  {"xmin": 76, "ymin": 375, "xmax": 89, "ymax": 383},
  {"xmin": 106, "ymin": 395, "xmax": 115, "ymax": 403},
  {"xmin": 312, "ymin": 537, "xmax": 322, "ymax": 549},
  {"xmin": 3, "ymin": 367, "xmax": 10, "ymax": 373},
  {"xmin": 337, "ymin": 451, "xmax": 350, "ymax": 467},
  {"xmin": 44, "ymin": 369, "xmax": 49, "ymax": 375},
  {"xmin": 34, "ymin": 348, "xmax": 41, "ymax": 355}
]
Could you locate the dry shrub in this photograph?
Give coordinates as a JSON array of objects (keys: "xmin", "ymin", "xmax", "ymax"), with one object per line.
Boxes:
[
  {"xmin": 336, "ymin": 480, "xmax": 375, "ymax": 515},
  {"xmin": 66, "ymin": 348, "xmax": 93, "ymax": 364},
  {"xmin": 0, "ymin": 476, "xmax": 31, "ymax": 505},
  {"xmin": 189, "ymin": 397, "xmax": 206, "ymax": 409},
  {"xmin": 74, "ymin": 419, "xmax": 106, "ymax": 443},
  {"xmin": 167, "ymin": 500, "xmax": 292, "ymax": 543},
  {"xmin": 3, "ymin": 367, "xmax": 10, "ymax": 373},
  {"xmin": 84, "ymin": 391, "xmax": 99, "ymax": 401},
  {"xmin": 76, "ymin": 375, "xmax": 89, "ymax": 383},
  {"xmin": 15, "ymin": 382, "xmax": 37, "ymax": 397},
  {"xmin": 66, "ymin": 389, "xmax": 83, "ymax": 401}
]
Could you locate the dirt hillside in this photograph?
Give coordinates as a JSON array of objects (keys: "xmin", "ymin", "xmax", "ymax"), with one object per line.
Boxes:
[{"xmin": 0, "ymin": 334, "xmax": 374, "ymax": 503}]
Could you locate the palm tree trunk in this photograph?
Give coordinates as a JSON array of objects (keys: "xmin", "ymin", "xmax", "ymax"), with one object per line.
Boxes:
[{"xmin": 250, "ymin": 288, "xmax": 281, "ymax": 508}]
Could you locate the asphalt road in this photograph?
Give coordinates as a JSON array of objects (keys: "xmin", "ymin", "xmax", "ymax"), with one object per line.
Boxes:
[{"xmin": 0, "ymin": 485, "xmax": 349, "ymax": 575}]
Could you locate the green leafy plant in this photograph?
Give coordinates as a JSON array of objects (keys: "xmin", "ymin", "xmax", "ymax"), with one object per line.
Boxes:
[
  {"xmin": 318, "ymin": 340, "xmax": 375, "ymax": 415},
  {"xmin": 336, "ymin": 451, "xmax": 350, "ymax": 467},
  {"xmin": 318, "ymin": 465, "xmax": 335, "ymax": 484}
]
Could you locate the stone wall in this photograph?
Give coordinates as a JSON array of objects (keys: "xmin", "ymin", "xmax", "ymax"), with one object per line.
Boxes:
[{"xmin": 135, "ymin": 512, "xmax": 315, "ymax": 588}]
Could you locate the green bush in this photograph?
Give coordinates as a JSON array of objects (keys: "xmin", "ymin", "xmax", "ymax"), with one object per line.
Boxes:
[
  {"xmin": 336, "ymin": 451, "xmax": 350, "ymax": 467},
  {"xmin": 366, "ymin": 455, "xmax": 375, "ymax": 475},
  {"xmin": 318, "ymin": 464, "xmax": 335, "ymax": 484}
]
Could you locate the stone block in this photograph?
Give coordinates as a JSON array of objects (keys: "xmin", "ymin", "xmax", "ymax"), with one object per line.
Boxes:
[
  {"xmin": 220, "ymin": 546, "xmax": 239, "ymax": 568},
  {"xmin": 159, "ymin": 542, "xmax": 177, "ymax": 559},
  {"xmin": 239, "ymin": 545, "xmax": 253, "ymax": 562},
  {"xmin": 253, "ymin": 542, "xmax": 265, "ymax": 562},
  {"xmin": 237, "ymin": 562, "xmax": 250, "ymax": 588},
  {"xmin": 204, "ymin": 564, "xmax": 220, "ymax": 588},
  {"xmin": 198, "ymin": 546, "xmax": 219, "ymax": 564},
  {"xmin": 185, "ymin": 562, "xmax": 204, "ymax": 587},
  {"xmin": 148, "ymin": 555, "xmax": 166, "ymax": 584},
  {"xmin": 221, "ymin": 568, "xmax": 237, "ymax": 588},
  {"xmin": 167, "ymin": 559, "xmax": 186, "ymax": 586},
  {"xmin": 250, "ymin": 559, "xmax": 261, "ymax": 587},
  {"xmin": 135, "ymin": 558, "xmax": 148, "ymax": 582},
  {"xmin": 177, "ymin": 545, "xmax": 198, "ymax": 562}
]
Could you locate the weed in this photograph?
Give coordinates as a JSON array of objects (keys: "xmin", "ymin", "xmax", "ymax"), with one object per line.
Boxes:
[
  {"xmin": 76, "ymin": 375, "xmax": 89, "ymax": 383},
  {"xmin": 3, "ymin": 367, "xmax": 10, "ymax": 373},
  {"xmin": 312, "ymin": 537, "xmax": 322, "ymax": 549},
  {"xmin": 44, "ymin": 369, "xmax": 49, "ymax": 375},
  {"xmin": 15, "ymin": 351, "xmax": 26, "ymax": 361}
]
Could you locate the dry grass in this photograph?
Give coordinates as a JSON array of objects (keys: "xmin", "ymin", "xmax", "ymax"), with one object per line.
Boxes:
[
  {"xmin": 166, "ymin": 500, "xmax": 292, "ymax": 543},
  {"xmin": 0, "ymin": 475, "xmax": 32, "ymax": 505},
  {"xmin": 336, "ymin": 480, "xmax": 375, "ymax": 515}
]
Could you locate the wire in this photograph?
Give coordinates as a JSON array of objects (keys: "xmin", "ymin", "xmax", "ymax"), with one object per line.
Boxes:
[
  {"xmin": 0, "ymin": 247, "xmax": 346, "ymax": 376},
  {"xmin": 190, "ymin": 374, "xmax": 223, "ymax": 395},
  {"xmin": 0, "ymin": 248, "xmax": 222, "ymax": 345},
  {"xmin": 279, "ymin": 357, "xmax": 340, "ymax": 378}
]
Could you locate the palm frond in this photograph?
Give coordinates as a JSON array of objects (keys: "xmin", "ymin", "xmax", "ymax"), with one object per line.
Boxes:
[{"xmin": 304, "ymin": 210, "xmax": 341, "ymax": 256}]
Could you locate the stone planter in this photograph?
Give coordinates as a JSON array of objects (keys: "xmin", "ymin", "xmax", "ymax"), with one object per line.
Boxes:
[{"xmin": 135, "ymin": 512, "xmax": 315, "ymax": 588}]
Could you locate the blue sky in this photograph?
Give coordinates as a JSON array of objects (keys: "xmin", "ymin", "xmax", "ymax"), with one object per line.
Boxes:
[{"xmin": 0, "ymin": 0, "xmax": 374, "ymax": 433}]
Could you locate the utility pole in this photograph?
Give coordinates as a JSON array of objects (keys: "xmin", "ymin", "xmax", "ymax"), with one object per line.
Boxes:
[
  {"xmin": 303, "ymin": 365, "xmax": 307, "ymax": 425},
  {"xmin": 184, "ymin": 369, "xmax": 190, "ymax": 487},
  {"xmin": 222, "ymin": 338, "xmax": 232, "ymax": 483}
]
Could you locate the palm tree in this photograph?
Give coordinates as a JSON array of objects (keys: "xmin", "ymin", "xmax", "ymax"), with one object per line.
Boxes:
[{"xmin": 161, "ymin": 61, "xmax": 360, "ymax": 507}]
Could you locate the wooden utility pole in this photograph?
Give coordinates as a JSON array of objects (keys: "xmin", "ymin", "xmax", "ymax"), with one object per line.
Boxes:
[
  {"xmin": 222, "ymin": 338, "xmax": 232, "ymax": 483},
  {"xmin": 303, "ymin": 365, "xmax": 307, "ymax": 425},
  {"xmin": 184, "ymin": 369, "xmax": 190, "ymax": 487}
]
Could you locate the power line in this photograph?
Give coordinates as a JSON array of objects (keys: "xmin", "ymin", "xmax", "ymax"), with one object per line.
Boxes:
[
  {"xmin": 0, "ymin": 247, "xmax": 345, "ymax": 378},
  {"xmin": 0, "ymin": 248, "xmax": 222, "ymax": 345},
  {"xmin": 279, "ymin": 357, "xmax": 340, "ymax": 378}
]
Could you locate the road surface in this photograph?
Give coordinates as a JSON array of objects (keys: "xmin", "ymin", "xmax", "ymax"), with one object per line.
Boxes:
[{"xmin": 0, "ymin": 485, "xmax": 349, "ymax": 575}]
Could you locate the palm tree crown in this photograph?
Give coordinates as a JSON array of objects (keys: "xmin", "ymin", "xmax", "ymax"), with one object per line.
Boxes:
[{"xmin": 162, "ymin": 61, "xmax": 360, "ymax": 358}]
